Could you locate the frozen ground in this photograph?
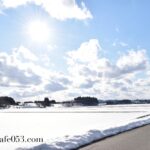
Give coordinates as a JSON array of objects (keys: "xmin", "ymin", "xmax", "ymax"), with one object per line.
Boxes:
[{"xmin": 0, "ymin": 104, "xmax": 150, "ymax": 150}]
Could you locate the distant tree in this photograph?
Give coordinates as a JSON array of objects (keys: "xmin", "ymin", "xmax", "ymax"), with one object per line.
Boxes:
[
  {"xmin": 0, "ymin": 96, "xmax": 16, "ymax": 107},
  {"xmin": 44, "ymin": 97, "xmax": 51, "ymax": 106},
  {"xmin": 34, "ymin": 98, "xmax": 55, "ymax": 107},
  {"xmin": 121, "ymin": 99, "xmax": 132, "ymax": 104},
  {"xmin": 34, "ymin": 101, "xmax": 45, "ymax": 108},
  {"xmin": 74, "ymin": 96, "xmax": 99, "ymax": 106},
  {"xmin": 106, "ymin": 99, "xmax": 132, "ymax": 105},
  {"xmin": 49, "ymin": 100, "xmax": 56, "ymax": 104},
  {"xmin": 16, "ymin": 102, "xmax": 21, "ymax": 105}
]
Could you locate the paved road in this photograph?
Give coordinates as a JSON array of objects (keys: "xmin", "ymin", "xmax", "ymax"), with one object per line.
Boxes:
[{"xmin": 79, "ymin": 125, "xmax": 150, "ymax": 150}]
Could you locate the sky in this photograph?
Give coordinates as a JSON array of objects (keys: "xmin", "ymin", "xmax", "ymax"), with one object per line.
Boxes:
[{"xmin": 0, "ymin": 0, "xmax": 150, "ymax": 101}]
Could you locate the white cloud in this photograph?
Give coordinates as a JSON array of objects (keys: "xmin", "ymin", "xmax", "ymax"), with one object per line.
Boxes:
[
  {"xmin": 67, "ymin": 39, "xmax": 101, "ymax": 64},
  {"xmin": 13, "ymin": 46, "xmax": 38, "ymax": 62},
  {"xmin": 117, "ymin": 50, "xmax": 148, "ymax": 73},
  {"xmin": 0, "ymin": 46, "xmax": 71, "ymax": 100},
  {"xmin": 45, "ymin": 81, "xmax": 66, "ymax": 92},
  {"xmin": 1, "ymin": 0, "xmax": 92, "ymax": 20},
  {"xmin": 0, "ymin": 40, "xmax": 150, "ymax": 101},
  {"xmin": 79, "ymin": 79, "xmax": 98, "ymax": 89},
  {"xmin": 0, "ymin": 51, "xmax": 41, "ymax": 86},
  {"xmin": 66, "ymin": 39, "xmax": 150, "ymax": 100},
  {"xmin": 66, "ymin": 39, "xmax": 101, "ymax": 88}
]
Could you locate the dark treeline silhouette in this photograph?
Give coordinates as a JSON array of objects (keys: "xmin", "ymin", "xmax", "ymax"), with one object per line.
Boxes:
[
  {"xmin": 0, "ymin": 96, "xmax": 16, "ymax": 108},
  {"xmin": 1, "ymin": 96, "xmax": 150, "ymax": 108},
  {"xmin": 105, "ymin": 99, "xmax": 150, "ymax": 105},
  {"xmin": 35, "ymin": 97, "xmax": 56, "ymax": 107},
  {"xmin": 74, "ymin": 96, "xmax": 99, "ymax": 106},
  {"xmin": 106, "ymin": 99, "xmax": 132, "ymax": 105}
]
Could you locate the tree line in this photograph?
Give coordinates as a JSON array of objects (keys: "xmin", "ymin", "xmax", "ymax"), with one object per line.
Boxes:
[{"xmin": 0, "ymin": 96, "xmax": 150, "ymax": 108}]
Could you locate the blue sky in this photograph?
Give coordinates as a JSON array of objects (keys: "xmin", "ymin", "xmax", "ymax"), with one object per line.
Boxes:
[{"xmin": 0, "ymin": 0, "xmax": 150, "ymax": 101}]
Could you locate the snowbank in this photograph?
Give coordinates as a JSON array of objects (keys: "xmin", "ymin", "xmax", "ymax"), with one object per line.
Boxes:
[{"xmin": 17, "ymin": 116, "xmax": 150, "ymax": 150}]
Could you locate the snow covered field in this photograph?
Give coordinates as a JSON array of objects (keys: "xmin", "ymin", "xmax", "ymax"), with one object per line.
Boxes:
[{"xmin": 0, "ymin": 104, "xmax": 150, "ymax": 150}]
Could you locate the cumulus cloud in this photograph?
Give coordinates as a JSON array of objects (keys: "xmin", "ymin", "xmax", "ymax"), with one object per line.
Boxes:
[
  {"xmin": 79, "ymin": 79, "xmax": 98, "ymax": 89},
  {"xmin": 0, "ymin": 46, "xmax": 71, "ymax": 100},
  {"xmin": 117, "ymin": 50, "xmax": 148, "ymax": 74},
  {"xmin": 66, "ymin": 39, "xmax": 101, "ymax": 90},
  {"xmin": 13, "ymin": 46, "xmax": 38, "ymax": 62},
  {"xmin": 1, "ymin": 0, "xmax": 92, "ymax": 20},
  {"xmin": 45, "ymin": 81, "xmax": 66, "ymax": 92},
  {"xmin": 0, "ymin": 48, "xmax": 41, "ymax": 86},
  {"xmin": 67, "ymin": 39, "xmax": 101, "ymax": 64},
  {"xmin": 66, "ymin": 39, "xmax": 150, "ymax": 100},
  {"xmin": 0, "ymin": 40, "xmax": 150, "ymax": 100}
]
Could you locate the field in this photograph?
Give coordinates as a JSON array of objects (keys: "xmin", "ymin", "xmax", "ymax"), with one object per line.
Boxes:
[{"xmin": 0, "ymin": 104, "xmax": 150, "ymax": 150}]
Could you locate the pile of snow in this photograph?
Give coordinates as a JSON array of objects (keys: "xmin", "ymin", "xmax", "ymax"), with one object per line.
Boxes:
[{"xmin": 17, "ymin": 116, "xmax": 150, "ymax": 150}]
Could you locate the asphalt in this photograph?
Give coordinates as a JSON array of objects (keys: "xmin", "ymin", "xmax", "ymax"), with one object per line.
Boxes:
[{"xmin": 78, "ymin": 125, "xmax": 150, "ymax": 150}]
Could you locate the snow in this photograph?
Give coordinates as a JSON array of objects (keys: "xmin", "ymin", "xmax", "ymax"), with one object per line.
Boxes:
[
  {"xmin": 0, "ymin": 104, "xmax": 150, "ymax": 150},
  {"xmin": 21, "ymin": 103, "xmax": 39, "ymax": 108}
]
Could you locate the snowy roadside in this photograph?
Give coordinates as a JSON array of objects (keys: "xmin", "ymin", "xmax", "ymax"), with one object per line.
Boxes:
[{"xmin": 17, "ymin": 115, "xmax": 150, "ymax": 150}]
